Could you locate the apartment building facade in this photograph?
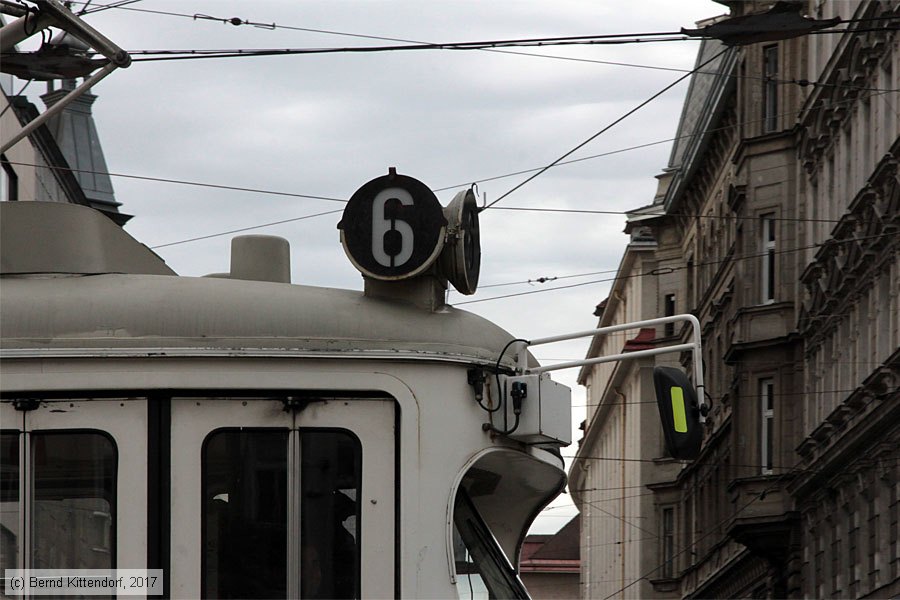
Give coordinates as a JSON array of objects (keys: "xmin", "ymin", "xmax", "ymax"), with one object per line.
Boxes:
[{"xmin": 572, "ymin": 1, "xmax": 899, "ymax": 597}]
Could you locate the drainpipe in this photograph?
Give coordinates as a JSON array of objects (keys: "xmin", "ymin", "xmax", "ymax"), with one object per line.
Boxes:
[{"xmin": 616, "ymin": 386, "xmax": 627, "ymax": 597}]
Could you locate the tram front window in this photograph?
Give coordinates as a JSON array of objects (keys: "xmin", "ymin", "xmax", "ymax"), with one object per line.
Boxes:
[
  {"xmin": 202, "ymin": 429, "xmax": 361, "ymax": 599},
  {"xmin": 453, "ymin": 490, "xmax": 528, "ymax": 600},
  {"xmin": 1, "ymin": 432, "xmax": 18, "ymax": 596},
  {"xmin": 32, "ymin": 432, "xmax": 116, "ymax": 569},
  {"xmin": 203, "ymin": 430, "xmax": 289, "ymax": 599}
]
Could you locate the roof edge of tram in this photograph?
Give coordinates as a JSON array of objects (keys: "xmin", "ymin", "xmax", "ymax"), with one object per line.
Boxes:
[{"xmin": 0, "ymin": 201, "xmax": 528, "ymax": 367}]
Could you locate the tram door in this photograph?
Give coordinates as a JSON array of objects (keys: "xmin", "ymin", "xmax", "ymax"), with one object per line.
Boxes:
[
  {"xmin": 0, "ymin": 398, "xmax": 148, "ymax": 583},
  {"xmin": 169, "ymin": 396, "xmax": 395, "ymax": 599}
]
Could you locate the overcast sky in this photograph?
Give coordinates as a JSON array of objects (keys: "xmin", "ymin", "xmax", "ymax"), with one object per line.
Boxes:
[{"xmin": 15, "ymin": 0, "xmax": 725, "ymax": 533}]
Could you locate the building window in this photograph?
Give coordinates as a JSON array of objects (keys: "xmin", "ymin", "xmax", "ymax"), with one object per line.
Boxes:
[
  {"xmin": 761, "ymin": 215, "xmax": 776, "ymax": 302},
  {"xmin": 763, "ymin": 45, "xmax": 778, "ymax": 132},
  {"xmin": 849, "ymin": 508, "xmax": 860, "ymax": 596},
  {"xmin": 664, "ymin": 294, "xmax": 676, "ymax": 336},
  {"xmin": 760, "ymin": 378, "xmax": 774, "ymax": 474},
  {"xmin": 662, "ymin": 507, "xmax": 675, "ymax": 578},
  {"xmin": 867, "ymin": 495, "xmax": 878, "ymax": 591},
  {"xmin": 0, "ymin": 154, "xmax": 18, "ymax": 202},
  {"xmin": 686, "ymin": 257, "xmax": 695, "ymax": 308}
]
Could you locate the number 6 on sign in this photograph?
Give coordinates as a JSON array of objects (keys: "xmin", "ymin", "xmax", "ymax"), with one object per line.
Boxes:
[
  {"xmin": 339, "ymin": 170, "xmax": 446, "ymax": 280},
  {"xmin": 372, "ymin": 188, "xmax": 414, "ymax": 267}
]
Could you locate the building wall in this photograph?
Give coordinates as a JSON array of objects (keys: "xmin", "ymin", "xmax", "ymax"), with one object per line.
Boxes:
[
  {"xmin": 792, "ymin": 1, "xmax": 900, "ymax": 598},
  {"xmin": 520, "ymin": 573, "xmax": 580, "ymax": 600},
  {"xmin": 572, "ymin": 245, "xmax": 682, "ymax": 600},
  {"xmin": 1, "ymin": 92, "xmax": 74, "ymax": 205},
  {"xmin": 574, "ymin": 1, "xmax": 899, "ymax": 598}
]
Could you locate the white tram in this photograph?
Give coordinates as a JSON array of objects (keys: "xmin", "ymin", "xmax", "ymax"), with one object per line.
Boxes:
[{"xmin": 0, "ymin": 173, "xmax": 576, "ymax": 599}]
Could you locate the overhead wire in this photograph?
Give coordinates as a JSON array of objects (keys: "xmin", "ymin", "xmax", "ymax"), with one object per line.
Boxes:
[
  {"xmin": 149, "ymin": 209, "xmax": 343, "ymax": 249},
  {"xmin": 17, "ymin": 0, "xmax": 897, "ymax": 566},
  {"xmin": 122, "ymin": 33, "xmax": 695, "ymax": 63},
  {"xmin": 79, "ymin": 0, "xmax": 143, "ymax": 16},
  {"xmin": 581, "ymin": 498, "xmax": 659, "ymax": 539},
  {"xmin": 0, "ymin": 160, "xmax": 347, "ymax": 203},
  {"xmin": 490, "ymin": 205, "xmax": 849, "ymax": 223},
  {"xmin": 4, "ymin": 83, "xmax": 891, "ymax": 249},
  {"xmin": 453, "ymin": 231, "xmax": 897, "ymax": 305},
  {"xmin": 6, "ymin": 151, "xmax": 887, "ymax": 287},
  {"xmin": 3, "ymin": 21, "xmax": 892, "ymax": 263},
  {"xmin": 434, "ymin": 87, "xmax": 899, "ymax": 192},
  {"xmin": 570, "ymin": 387, "xmax": 880, "ymax": 409},
  {"xmin": 599, "ymin": 458, "xmax": 816, "ymax": 598},
  {"xmin": 66, "ymin": 1, "xmax": 900, "ymax": 95},
  {"xmin": 482, "ymin": 48, "xmax": 730, "ymax": 210},
  {"xmin": 0, "ymin": 78, "xmax": 32, "ymax": 119}
]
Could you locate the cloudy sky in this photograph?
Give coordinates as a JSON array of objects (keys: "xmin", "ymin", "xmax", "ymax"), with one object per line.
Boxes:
[{"xmin": 15, "ymin": 0, "xmax": 725, "ymax": 532}]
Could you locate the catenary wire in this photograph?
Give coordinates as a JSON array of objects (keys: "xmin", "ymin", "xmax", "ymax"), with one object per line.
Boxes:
[
  {"xmin": 482, "ymin": 48, "xmax": 729, "ymax": 210},
  {"xmin": 0, "ymin": 160, "xmax": 347, "ymax": 203},
  {"xmin": 4, "ymin": 86, "xmax": 888, "ymax": 248},
  {"xmin": 570, "ymin": 387, "xmax": 878, "ymax": 409},
  {"xmin": 79, "ymin": 0, "xmax": 142, "ymax": 16},
  {"xmin": 433, "ymin": 88, "xmax": 899, "ymax": 192},
  {"xmin": 599, "ymin": 457, "xmax": 816, "ymax": 598},
  {"xmin": 3, "ymin": 88, "xmax": 891, "ymax": 266},
  {"xmin": 581, "ymin": 498, "xmax": 659, "ymax": 539},
  {"xmin": 6, "ymin": 153, "xmax": 887, "ymax": 291},
  {"xmin": 121, "ymin": 35, "xmax": 695, "ymax": 63},
  {"xmin": 13, "ymin": 0, "xmax": 899, "ymax": 566},
  {"xmin": 149, "ymin": 209, "xmax": 343, "ymax": 249},
  {"xmin": 65, "ymin": 2, "xmax": 900, "ymax": 95},
  {"xmin": 0, "ymin": 152, "xmax": 865, "ymax": 253},
  {"xmin": 531, "ymin": 450, "xmax": 900, "ymax": 505},
  {"xmin": 453, "ymin": 231, "xmax": 896, "ymax": 305},
  {"xmin": 596, "ymin": 416, "xmax": 900, "ymax": 597},
  {"xmin": 0, "ymin": 78, "xmax": 32, "ymax": 119}
]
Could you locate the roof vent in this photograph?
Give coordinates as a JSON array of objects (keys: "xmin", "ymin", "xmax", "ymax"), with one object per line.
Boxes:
[{"xmin": 230, "ymin": 235, "xmax": 291, "ymax": 283}]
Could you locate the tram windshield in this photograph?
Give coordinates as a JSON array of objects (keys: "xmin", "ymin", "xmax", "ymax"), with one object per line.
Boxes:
[
  {"xmin": 453, "ymin": 489, "xmax": 529, "ymax": 600},
  {"xmin": 202, "ymin": 428, "xmax": 361, "ymax": 599}
]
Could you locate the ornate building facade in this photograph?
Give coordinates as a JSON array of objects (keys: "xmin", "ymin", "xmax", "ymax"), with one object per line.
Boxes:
[{"xmin": 572, "ymin": 1, "xmax": 899, "ymax": 598}]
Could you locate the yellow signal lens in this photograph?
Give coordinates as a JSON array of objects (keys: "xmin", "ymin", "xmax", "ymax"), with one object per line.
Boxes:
[{"xmin": 671, "ymin": 387, "xmax": 687, "ymax": 433}]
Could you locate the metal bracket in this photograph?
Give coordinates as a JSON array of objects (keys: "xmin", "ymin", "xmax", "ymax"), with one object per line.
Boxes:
[
  {"xmin": 281, "ymin": 396, "xmax": 309, "ymax": 412},
  {"xmin": 467, "ymin": 368, "xmax": 486, "ymax": 403},
  {"xmin": 512, "ymin": 313, "xmax": 707, "ymax": 421},
  {"xmin": 12, "ymin": 398, "xmax": 40, "ymax": 411}
]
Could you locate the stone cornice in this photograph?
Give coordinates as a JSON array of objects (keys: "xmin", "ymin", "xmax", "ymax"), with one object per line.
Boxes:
[
  {"xmin": 790, "ymin": 348, "xmax": 900, "ymax": 498},
  {"xmin": 799, "ymin": 149, "xmax": 900, "ymax": 349},
  {"xmin": 798, "ymin": 5, "xmax": 898, "ymax": 175}
]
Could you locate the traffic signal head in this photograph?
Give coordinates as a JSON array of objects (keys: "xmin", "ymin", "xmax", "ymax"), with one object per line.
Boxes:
[{"xmin": 653, "ymin": 366, "xmax": 702, "ymax": 460}]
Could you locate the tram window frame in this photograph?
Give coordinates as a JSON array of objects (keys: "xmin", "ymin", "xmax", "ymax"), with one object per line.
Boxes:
[
  {"xmin": 200, "ymin": 427, "xmax": 363, "ymax": 600},
  {"xmin": 201, "ymin": 428, "xmax": 290, "ymax": 600},
  {"xmin": 453, "ymin": 489, "xmax": 529, "ymax": 600},
  {"xmin": 1, "ymin": 430, "xmax": 20, "ymax": 590},
  {"xmin": 31, "ymin": 430, "xmax": 118, "ymax": 569}
]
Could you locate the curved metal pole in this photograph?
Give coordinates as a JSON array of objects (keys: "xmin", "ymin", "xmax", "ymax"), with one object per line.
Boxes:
[{"xmin": 513, "ymin": 314, "xmax": 706, "ymax": 418}]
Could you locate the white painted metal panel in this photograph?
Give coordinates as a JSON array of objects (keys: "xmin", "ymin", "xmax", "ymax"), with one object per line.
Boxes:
[
  {"xmin": 169, "ymin": 396, "xmax": 394, "ymax": 599},
  {"xmin": 10, "ymin": 399, "xmax": 148, "ymax": 572}
]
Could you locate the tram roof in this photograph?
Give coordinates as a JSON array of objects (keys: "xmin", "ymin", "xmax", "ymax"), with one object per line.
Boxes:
[{"xmin": 0, "ymin": 202, "xmax": 527, "ymax": 366}]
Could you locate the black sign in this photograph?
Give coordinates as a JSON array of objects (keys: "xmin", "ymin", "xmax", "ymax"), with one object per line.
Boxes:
[
  {"xmin": 339, "ymin": 171, "xmax": 447, "ymax": 280},
  {"xmin": 653, "ymin": 366, "xmax": 702, "ymax": 460}
]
